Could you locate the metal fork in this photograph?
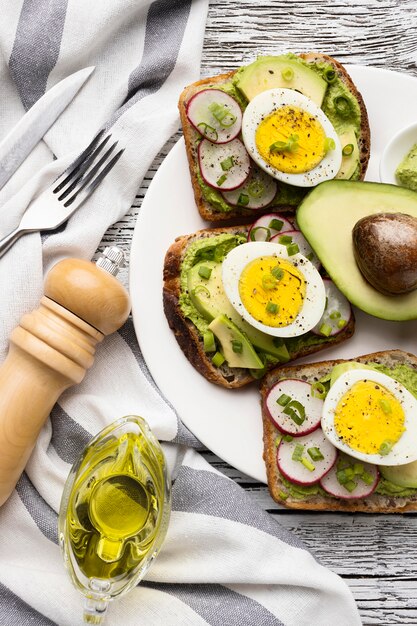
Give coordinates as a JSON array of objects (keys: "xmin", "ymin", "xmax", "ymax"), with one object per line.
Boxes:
[{"xmin": 0, "ymin": 130, "xmax": 124, "ymax": 258}]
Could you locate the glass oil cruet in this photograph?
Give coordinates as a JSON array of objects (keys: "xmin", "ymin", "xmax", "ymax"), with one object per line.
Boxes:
[{"xmin": 58, "ymin": 416, "xmax": 171, "ymax": 624}]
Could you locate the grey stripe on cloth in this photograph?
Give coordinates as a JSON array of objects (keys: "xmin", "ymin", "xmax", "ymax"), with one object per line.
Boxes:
[
  {"xmin": 118, "ymin": 319, "xmax": 202, "ymax": 448},
  {"xmin": 0, "ymin": 581, "xmax": 58, "ymax": 626},
  {"xmin": 110, "ymin": 0, "xmax": 192, "ymax": 125},
  {"xmin": 142, "ymin": 582, "xmax": 284, "ymax": 626},
  {"xmin": 8, "ymin": 0, "xmax": 68, "ymax": 110},
  {"xmin": 16, "ymin": 473, "xmax": 58, "ymax": 544},
  {"xmin": 173, "ymin": 466, "xmax": 306, "ymax": 549},
  {"xmin": 49, "ymin": 404, "xmax": 92, "ymax": 464}
]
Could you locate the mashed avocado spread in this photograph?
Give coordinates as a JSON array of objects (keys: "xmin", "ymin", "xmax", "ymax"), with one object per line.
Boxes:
[
  {"xmin": 197, "ymin": 54, "xmax": 362, "ymax": 213},
  {"xmin": 396, "ymin": 143, "xmax": 417, "ymax": 193}
]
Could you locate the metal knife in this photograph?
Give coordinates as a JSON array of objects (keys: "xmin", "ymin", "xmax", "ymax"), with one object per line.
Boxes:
[{"xmin": 0, "ymin": 66, "xmax": 95, "ymax": 191}]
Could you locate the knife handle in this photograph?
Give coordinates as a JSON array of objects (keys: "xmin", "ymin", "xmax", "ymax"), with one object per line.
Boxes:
[{"xmin": 0, "ymin": 253, "xmax": 130, "ymax": 507}]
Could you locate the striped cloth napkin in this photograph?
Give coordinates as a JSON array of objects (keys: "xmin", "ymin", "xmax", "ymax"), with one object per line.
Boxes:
[{"xmin": 0, "ymin": 1, "xmax": 361, "ymax": 624}]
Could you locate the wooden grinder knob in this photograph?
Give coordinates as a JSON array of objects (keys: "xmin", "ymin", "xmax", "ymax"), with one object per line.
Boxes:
[{"xmin": 0, "ymin": 248, "xmax": 131, "ymax": 506}]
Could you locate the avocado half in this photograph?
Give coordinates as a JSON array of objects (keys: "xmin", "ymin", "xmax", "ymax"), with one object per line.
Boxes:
[{"xmin": 296, "ymin": 180, "xmax": 417, "ymax": 321}]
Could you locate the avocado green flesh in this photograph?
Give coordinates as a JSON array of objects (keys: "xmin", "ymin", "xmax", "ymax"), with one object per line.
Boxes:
[
  {"xmin": 396, "ymin": 143, "xmax": 417, "ymax": 193},
  {"xmin": 379, "ymin": 462, "xmax": 417, "ymax": 489},
  {"xmin": 297, "ymin": 180, "xmax": 417, "ymax": 321},
  {"xmin": 335, "ymin": 128, "xmax": 359, "ymax": 180},
  {"xmin": 208, "ymin": 314, "xmax": 264, "ymax": 369}
]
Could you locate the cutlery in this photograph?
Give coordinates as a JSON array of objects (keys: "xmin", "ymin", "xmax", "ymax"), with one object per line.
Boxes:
[
  {"xmin": 0, "ymin": 131, "xmax": 124, "ymax": 257},
  {"xmin": 0, "ymin": 66, "xmax": 95, "ymax": 191}
]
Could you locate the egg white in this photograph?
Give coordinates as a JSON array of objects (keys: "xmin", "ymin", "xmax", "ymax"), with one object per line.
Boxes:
[
  {"xmin": 321, "ymin": 369, "xmax": 417, "ymax": 466},
  {"xmin": 221, "ymin": 241, "xmax": 326, "ymax": 338},
  {"xmin": 241, "ymin": 88, "xmax": 342, "ymax": 187}
]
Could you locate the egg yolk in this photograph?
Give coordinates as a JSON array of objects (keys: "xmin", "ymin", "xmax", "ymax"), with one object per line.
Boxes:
[
  {"xmin": 239, "ymin": 256, "xmax": 306, "ymax": 327},
  {"xmin": 255, "ymin": 106, "xmax": 326, "ymax": 174},
  {"xmin": 334, "ymin": 380, "xmax": 405, "ymax": 455}
]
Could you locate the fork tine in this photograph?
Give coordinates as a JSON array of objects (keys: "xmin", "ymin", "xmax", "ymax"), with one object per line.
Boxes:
[{"xmin": 63, "ymin": 148, "xmax": 124, "ymax": 208}]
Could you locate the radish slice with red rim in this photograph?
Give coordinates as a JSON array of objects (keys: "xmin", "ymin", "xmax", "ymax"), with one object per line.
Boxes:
[
  {"xmin": 320, "ymin": 453, "xmax": 379, "ymax": 499},
  {"xmin": 270, "ymin": 229, "xmax": 321, "ymax": 270},
  {"xmin": 221, "ymin": 166, "xmax": 277, "ymax": 209},
  {"xmin": 198, "ymin": 138, "xmax": 251, "ymax": 191},
  {"xmin": 186, "ymin": 89, "xmax": 242, "ymax": 144},
  {"xmin": 265, "ymin": 378, "xmax": 323, "ymax": 436},
  {"xmin": 312, "ymin": 278, "xmax": 352, "ymax": 337},
  {"xmin": 247, "ymin": 213, "xmax": 294, "ymax": 242},
  {"xmin": 277, "ymin": 428, "xmax": 337, "ymax": 485}
]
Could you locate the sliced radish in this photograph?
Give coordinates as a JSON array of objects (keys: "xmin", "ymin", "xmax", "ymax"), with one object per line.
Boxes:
[
  {"xmin": 187, "ymin": 89, "xmax": 242, "ymax": 144},
  {"xmin": 221, "ymin": 166, "xmax": 277, "ymax": 209},
  {"xmin": 277, "ymin": 428, "xmax": 337, "ymax": 485},
  {"xmin": 265, "ymin": 379, "xmax": 323, "ymax": 436},
  {"xmin": 247, "ymin": 213, "xmax": 294, "ymax": 242},
  {"xmin": 198, "ymin": 138, "xmax": 251, "ymax": 191},
  {"xmin": 312, "ymin": 278, "xmax": 353, "ymax": 337},
  {"xmin": 270, "ymin": 229, "xmax": 321, "ymax": 270},
  {"xmin": 320, "ymin": 454, "xmax": 379, "ymax": 499}
]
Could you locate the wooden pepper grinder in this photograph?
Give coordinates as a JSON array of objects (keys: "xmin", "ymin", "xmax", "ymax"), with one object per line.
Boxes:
[{"xmin": 0, "ymin": 247, "xmax": 131, "ymax": 507}]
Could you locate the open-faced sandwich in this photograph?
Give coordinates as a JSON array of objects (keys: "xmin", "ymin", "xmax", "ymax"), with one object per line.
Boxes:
[
  {"xmin": 163, "ymin": 214, "xmax": 354, "ymax": 388},
  {"xmin": 261, "ymin": 349, "xmax": 417, "ymax": 512},
  {"xmin": 179, "ymin": 52, "xmax": 370, "ymax": 221}
]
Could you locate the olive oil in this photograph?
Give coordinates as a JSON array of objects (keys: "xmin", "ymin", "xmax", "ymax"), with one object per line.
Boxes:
[{"xmin": 59, "ymin": 416, "xmax": 171, "ymax": 624}]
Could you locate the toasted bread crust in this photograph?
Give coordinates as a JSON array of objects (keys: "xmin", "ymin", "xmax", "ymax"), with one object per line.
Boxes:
[
  {"xmin": 261, "ymin": 349, "xmax": 417, "ymax": 512},
  {"xmin": 179, "ymin": 53, "xmax": 371, "ymax": 222},
  {"xmin": 163, "ymin": 224, "xmax": 355, "ymax": 389}
]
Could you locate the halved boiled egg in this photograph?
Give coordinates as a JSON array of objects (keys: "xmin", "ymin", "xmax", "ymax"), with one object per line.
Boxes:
[
  {"xmin": 242, "ymin": 88, "xmax": 342, "ymax": 187},
  {"xmin": 321, "ymin": 369, "xmax": 417, "ymax": 466},
  {"xmin": 222, "ymin": 241, "xmax": 326, "ymax": 337}
]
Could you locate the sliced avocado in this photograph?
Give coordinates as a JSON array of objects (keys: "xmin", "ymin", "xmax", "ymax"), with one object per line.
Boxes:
[
  {"xmin": 296, "ymin": 180, "xmax": 417, "ymax": 320},
  {"xmin": 188, "ymin": 261, "xmax": 289, "ymax": 361},
  {"xmin": 209, "ymin": 315, "xmax": 264, "ymax": 369},
  {"xmin": 330, "ymin": 361, "xmax": 374, "ymax": 387},
  {"xmin": 335, "ymin": 128, "xmax": 359, "ymax": 180},
  {"xmin": 380, "ymin": 460, "xmax": 417, "ymax": 488},
  {"xmin": 234, "ymin": 56, "xmax": 327, "ymax": 106}
]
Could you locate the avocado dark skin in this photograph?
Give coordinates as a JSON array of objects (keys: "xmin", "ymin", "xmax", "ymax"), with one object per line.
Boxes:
[{"xmin": 352, "ymin": 213, "xmax": 417, "ymax": 295}]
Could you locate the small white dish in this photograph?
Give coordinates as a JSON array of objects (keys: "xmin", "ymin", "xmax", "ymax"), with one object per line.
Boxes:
[{"xmin": 379, "ymin": 121, "xmax": 417, "ymax": 186}]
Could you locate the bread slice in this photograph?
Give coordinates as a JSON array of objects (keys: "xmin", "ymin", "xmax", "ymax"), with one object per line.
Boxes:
[
  {"xmin": 261, "ymin": 349, "xmax": 417, "ymax": 512},
  {"xmin": 178, "ymin": 53, "xmax": 371, "ymax": 222},
  {"xmin": 163, "ymin": 223, "xmax": 355, "ymax": 389}
]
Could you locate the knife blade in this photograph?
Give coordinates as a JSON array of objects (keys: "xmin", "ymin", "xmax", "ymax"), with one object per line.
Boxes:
[{"xmin": 0, "ymin": 66, "xmax": 95, "ymax": 191}]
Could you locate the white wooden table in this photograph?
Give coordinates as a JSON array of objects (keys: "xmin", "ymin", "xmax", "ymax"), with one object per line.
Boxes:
[{"xmin": 103, "ymin": 2, "xmax": 417, "ymax": 624}]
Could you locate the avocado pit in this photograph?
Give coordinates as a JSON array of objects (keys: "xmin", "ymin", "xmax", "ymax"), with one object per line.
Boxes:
[{"xmin": 352, "ymin": 212, "xmax": 417, "ymax": 295}]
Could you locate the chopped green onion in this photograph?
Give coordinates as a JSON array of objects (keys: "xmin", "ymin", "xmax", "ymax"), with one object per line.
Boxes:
[
  {"xmin": 324, "ymin": 137, "xmax": 336, "ymax": 152},
  {"xmin": 203, "ymin": 330, "xmax": 216, "ymax": 353},
  {"xmin": 271, "ymin": 265, "xmax": 284, "ymax": 280},
  {"xmin": 212, "ymin": 351, "xmax": 225, "ymax": 367},
  {"xmin": 361, "ymin": 471, "xmax": 374, "ymax": 485},
  {"xmin": 301, "ymin": 457, "xmax": 315, "ymax": 472},
  {"xmin": 337, "ymin": 319, "xmax": 347, "ymax": 329},
  {"xmin": 344, "ymin": 467, "xmax": 354, "ymax": 480},
  {"xmin": 334, "ymin": 95, "xmax": 352, "ymax": 117},
  {"xmin": 220, "ymin": 156, "xmax": 234, "ymax": 171},
  {"xmin": 379, "ymin": 440, "xmax": 394, "ymax": 456},
  {"xmin": 231, "ymin": 339, "xmax": 243, "ymax": 353},
  {"xmin": 248, "ymin": 180, "xmax": 265, "ymax": 198},
  {"xmin": 307, "ymin": 447, "xmax": 324, "ymax": 462},
  {"xmin": 324, "ymin": 68, "xmax": 336, "ymax": 83},
  {"xmin": 311, "ymin": 381, "xmax": 327, "ymax": 399},
  {"xmin": 287, "ymin": 242, "xmax": 299, "ymax": 256},
  {"xmin": 191, "ymin": 285, "xmax": 210, "ymax": 298},
  {"xmin": 329, "ymin": 310, "xmax": 341, "ymax": 319},
  {"xmin": 319, "ymin": 323, "xmax": 333, "ymax": 337},
  {"xmin": 265, "ymin": 301, "xmax": 279, "ymax": 314},
  {"xmin": 269, "ymin": 218, "xmax": 284, "ymax": 231},
  {"xmin": 197, "ymin": 122, "xmax": 218, "ymax": 141},
  {"xmin": 250, "ymin": 226, "xmax": 271, "ymax": 241},
  {"xmin": 342, "ymin": 143, "xmax": 354, "ymax": 156},
  {"xmin": 292, "ymin": 443, "xmax": 304, "ymax": 462},
  {"xmin": 262, "ymin": 274, "xmax": 278, "ymax": 290},
  {"xmin": 208, "ymin": 101, "xmax": 237, "ymax": 128},
  {"xmin": 353, "ymin": 463, "xmax": 364, "ymax": 476},
  {"xmin": 277, "ymin": 393, "xmax": 291, "ymax": 407},
  {"xmin": 283, "ymin": 434, "xmax": 293, "ymax": 442},
  {"xmin": 281, "ymin": 67, "xmax": 294, "ymax": 82},
  {"xmin": 283, "ymin": 400, "xmax": 306, "ymax": 425},
  {"xmin": 379, "ymin": 399, "xmax": 392, "ymax": 414},
  {"xmin": 279, "ymin": 234, "xmax": 293, "ymax": 245},
  {"xmin": 336, "ymin": 469, "xmax": 349, "ymax": 485},
  {"xmin": 274, "ymin": 434, "xmax": 283, "ymax": 447},
  {"xmin": 344, "ymin": 480, "xmax": 358, "ymax": 493},
  {"xmin": 216, "ymin": 173, "xmax": 228, "ymax": 186},
  {"xmin": 270, "ymin": 133, "xmax": 299, "ymax": 153},
  {"xmin": 278, "ymin": 490, "xmax": 289, "ymax": 500},
  {"xmin": 198, "ymin": 265, "xmax": 212, "ymax": 280},
  {"xmin": 238, "ymin": 193, "xmax": 250, "ymax": 206}
]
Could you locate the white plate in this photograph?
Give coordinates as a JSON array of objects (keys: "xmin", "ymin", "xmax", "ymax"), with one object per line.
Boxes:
[{"xmin": 130, "ymin": 65, "xmax": 417, "ymax": 483}]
